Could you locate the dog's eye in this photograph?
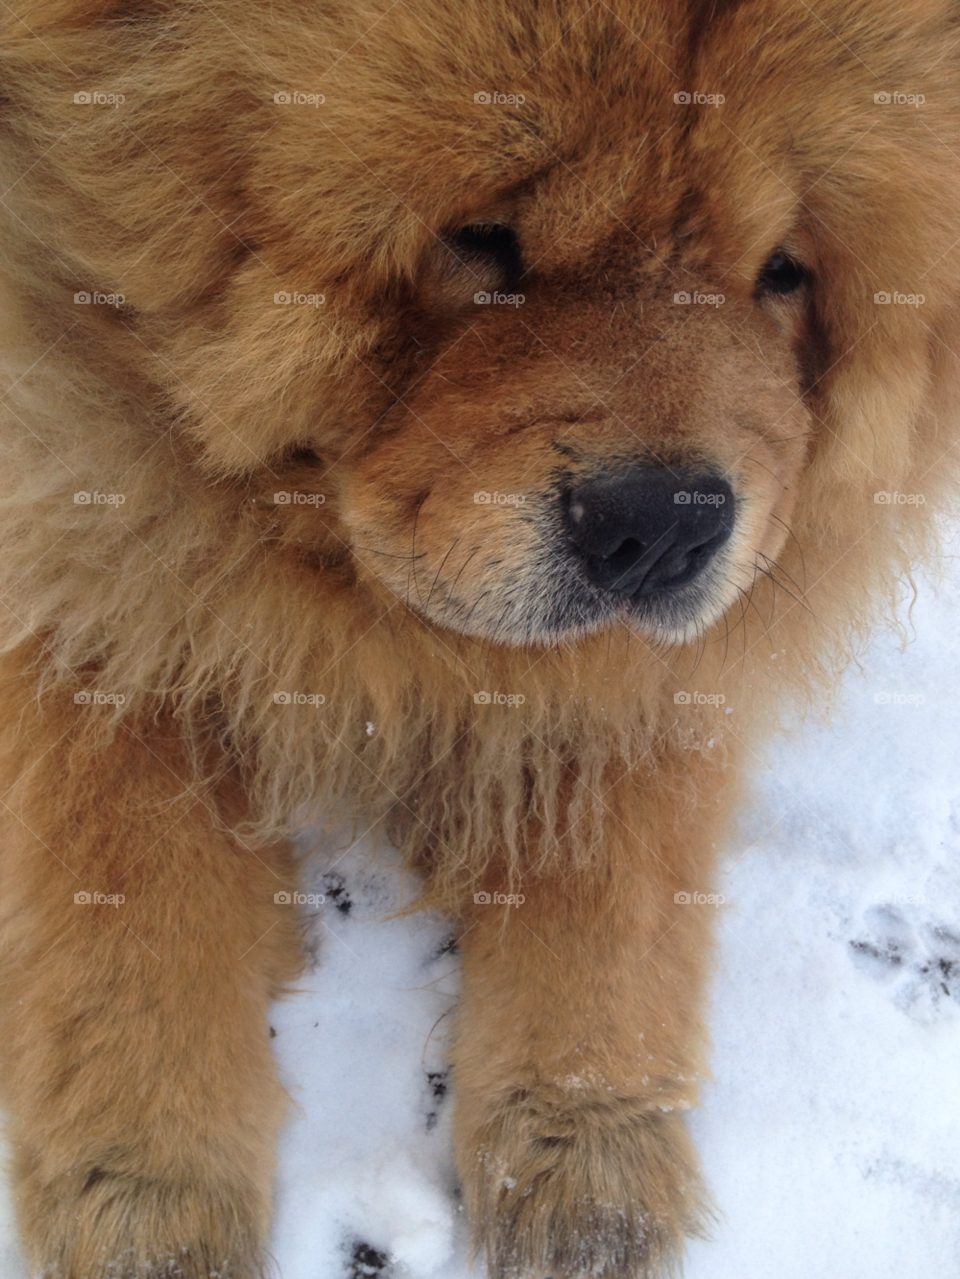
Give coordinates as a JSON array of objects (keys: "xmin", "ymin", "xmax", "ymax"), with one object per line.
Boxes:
[
  {"xmin": 449, "ymin": 223, "xmax": 522, "ymax": 279},
  {"xmin": 755, "ymin": 252, "xmax": 808, "ymax": 296}
]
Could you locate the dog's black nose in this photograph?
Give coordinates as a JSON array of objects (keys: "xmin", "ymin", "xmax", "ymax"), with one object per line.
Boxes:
[{"xmin": 565, "ymin": 467, "xmax": 735, "ymax": 596}]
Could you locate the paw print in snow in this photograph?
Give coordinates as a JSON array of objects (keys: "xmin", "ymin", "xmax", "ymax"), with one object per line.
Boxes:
[
  {"xmin": 349, "ymin": 1241, "xmax": 389, "ymax": 1277},
  {"xmin": 849, "ymin": 904, "xmax": 960, "ymax": 1021}
]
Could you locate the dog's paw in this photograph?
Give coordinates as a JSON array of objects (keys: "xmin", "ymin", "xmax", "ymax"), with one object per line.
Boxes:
[
  {"xmin": 20, "ymin": 1169, "xmax": 267, "ymax": 1279},
  {"xmin": 849, "ymin": 903, "xmax": 960, "ymax": 1021},
  {"xmin": 462, "ymin": 1091, "xmax": 709, "ymax": 1279}
]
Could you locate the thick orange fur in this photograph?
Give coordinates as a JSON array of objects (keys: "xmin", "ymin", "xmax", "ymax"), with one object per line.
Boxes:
[
  {"xmin": 0, "ymin": 0, "xmax": 959, "ymax": 1275},
  {"xmin": 0, "ymin": 646, "xmax": 305, "ymax": 1277}
]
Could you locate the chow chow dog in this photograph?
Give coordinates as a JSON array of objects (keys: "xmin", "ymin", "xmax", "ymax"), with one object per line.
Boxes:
[{"xmin": 0, "ymin": 0, "xmax": 957, "ymax": 1275}]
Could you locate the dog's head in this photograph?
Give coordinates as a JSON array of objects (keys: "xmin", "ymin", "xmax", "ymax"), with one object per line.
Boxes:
[{"xmin": 3, "ymin": 0, "xmax": 960, "ymax": 659}]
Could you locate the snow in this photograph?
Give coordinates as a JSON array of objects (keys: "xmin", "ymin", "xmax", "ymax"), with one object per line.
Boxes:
[
  {"xmin": 3, "ymin": 545, "xmax": 960, "ymax": 1278},
  {"xmin": 266, "ymin": 856, "xmax": 465, "ymax": 1279}
]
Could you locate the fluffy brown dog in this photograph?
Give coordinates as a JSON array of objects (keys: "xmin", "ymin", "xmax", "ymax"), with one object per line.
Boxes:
[{"xmin": 0, "ymin": 1, "xmax": 958, "ymax": 1276}]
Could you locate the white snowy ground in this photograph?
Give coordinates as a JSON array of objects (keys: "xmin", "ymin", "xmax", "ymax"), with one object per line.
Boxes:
[{"xmin": 4, "ymin": 540, "xmax": 960, "ymax": 1278}]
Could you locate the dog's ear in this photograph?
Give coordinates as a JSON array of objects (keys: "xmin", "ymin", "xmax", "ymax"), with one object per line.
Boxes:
[
  {"xmin": 684, "ymin": 0, "xmax": 960, "ymax": 667},
  {"xmin": 801, "ymin": 93, "xmax": 960, "ymax": 545},
  {"xmin": 703, "ymin": 4, "xmax": 960, "ymax": 481}
]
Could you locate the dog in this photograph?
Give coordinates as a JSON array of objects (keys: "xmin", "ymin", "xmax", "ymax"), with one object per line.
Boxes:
[{"xmin": 0, "ymin": 0, "xmax": 957, "ymax": 1275}]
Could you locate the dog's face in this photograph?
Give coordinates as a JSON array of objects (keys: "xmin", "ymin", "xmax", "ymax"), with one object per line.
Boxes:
[{"xmin": 340, "ymin": 213, "xmax": 812, "ymax": 647}]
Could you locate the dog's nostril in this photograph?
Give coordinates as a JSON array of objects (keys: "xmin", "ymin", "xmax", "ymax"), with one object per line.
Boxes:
[
  {"xmin": 565, "ymin": 467, "xmax": 735, "ymax": 597},
  {"xmin": 602, "ymin": 536, "xmax": 646, "ymax": 575},
  {"xmin": 611, "ymin": 536, "xmax": 642, "ymax": 559}
]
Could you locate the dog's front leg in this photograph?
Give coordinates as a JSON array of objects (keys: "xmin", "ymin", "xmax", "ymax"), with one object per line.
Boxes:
[
  {"xmin": 0, "ymin": 662, "xmax": 303, "ymax": 1279},
  {"xmin": 453, "ymin": 756, "xmax": 728, "ymax": 1279}
]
